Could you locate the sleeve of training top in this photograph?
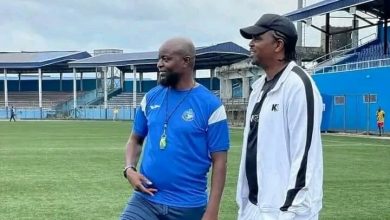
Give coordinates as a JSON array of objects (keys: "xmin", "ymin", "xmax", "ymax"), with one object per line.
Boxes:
[
  {"xmin": 132, "ymin": 95, "xmax": 148, "ymax": 137},
  {"xmin": 207, "ymin": 105, "xmax": 230, "ymax": 153},
  {"xmin": 279, "ymin": 80, "xmax": 322, "ymax": 219}
]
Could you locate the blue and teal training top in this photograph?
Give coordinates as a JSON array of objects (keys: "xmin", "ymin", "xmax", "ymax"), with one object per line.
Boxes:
[{"xmin": 133, "ymin": 84, "xmax": 230, "ymax": 207}]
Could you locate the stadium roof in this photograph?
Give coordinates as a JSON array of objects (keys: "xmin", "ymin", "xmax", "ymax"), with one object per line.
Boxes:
[
  {"xmin": 69, "ymin": 42, "xmax": 250, "ymax": 72},
  {"xmin": 285, "ymin": 0, "xmax": 389, "ymax": 22},
  {"xmin": 0, "ymin": 51, "xmax": 91, "ymax": 73}
]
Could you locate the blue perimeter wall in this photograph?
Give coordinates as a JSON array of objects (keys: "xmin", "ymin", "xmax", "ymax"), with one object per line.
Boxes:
[{"xmin": 313, "ymin": 67, "xmax": 390, "ymax": 132}]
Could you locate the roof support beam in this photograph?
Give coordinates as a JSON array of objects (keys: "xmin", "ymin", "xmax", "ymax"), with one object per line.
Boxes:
[
  {"xmin": 210, "ymin": 68, "xmax": 215, "ymax": 90},
  {"xmin": 325, "ymin": 13, "xmax": 331, "ymax": 56},
  {"xmin": 38, "ymin": 68, "xmax": 42, "ymax": 119},
  {"xmin": 80, "ymin": 72, "xmax": 84, "ymax": 92},
  {"xmin": 73, "ymin": 68, "xmax": 77, "ymax": 117},
  {"xmin": 383, "ymin": 1, "xmax": 390, "ymax": 19},
  {"xmin": 132, "ymin": 65, "xmax": 137, "ymax": 114},
  {"xmin": 120, "ymin": 70, "xmax": 125, "ymax": 90},
  {"xmin": 59, "ymin": 72, "xmax": 63, "ymax": 92},
  {"xmin": 301, "ymin": 20, "xmax": 327, "ymax": 34},
  {"xmin": 4, "ymin": 69, "xmax": 9, "ymax": 118},
  {"xmin": 330, "ymin": 22, "xmax": 379, "ymax": 35},
  {"xmin": 18, "ymin": 73, "xmax": 21, "ymax": 92},
  {"xmin": 139, "ymin": 72, "xmax": 143, "ymax": 93},
  {"xmin": 384, "ymin": 20, "xmax": 388, "ymax": 55},
  {"xmin": 297, "ymin": 0, "xmax": 304, "ymax": 47},
  {"xmin": 95, "ymin": 68, "xmax": 98, "ymax": 95},
  {"xmin": 354, "ymin": 13, "xmax": 375, "ymax": 25},
  {"xmin": 284, "ymin": 0, "xmax": 377, "ymax": 22},
  {"xmin": 103, "ymin": 67, "xmax": 108, "ymax": 119}
]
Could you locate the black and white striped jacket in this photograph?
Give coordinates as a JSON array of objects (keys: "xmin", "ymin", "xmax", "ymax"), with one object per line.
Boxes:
[{"xmin": 237, "ymin": 61, "xmax": 323, "ymax": 220}]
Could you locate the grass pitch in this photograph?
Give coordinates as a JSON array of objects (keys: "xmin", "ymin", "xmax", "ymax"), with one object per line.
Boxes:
[{"xmin": 0, "ymin": 121, "xmax": 389, "ymax": 220}]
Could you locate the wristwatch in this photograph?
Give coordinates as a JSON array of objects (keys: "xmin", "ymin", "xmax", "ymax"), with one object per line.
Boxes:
[{"xmin": 123, "ymin": 165, "xmax": 137, "ymax": 179}]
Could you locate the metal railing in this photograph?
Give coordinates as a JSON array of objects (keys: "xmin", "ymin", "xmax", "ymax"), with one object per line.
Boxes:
[
  {"xmin": 0, "ymin": 105, "xmax": 135, "ymax": 120},
  {"xmin": 0, "ymin": 101, "xmax": 58, "ymax": 108},
  {"xmin": 306, "ymin": 33, "xmax": 377, "ymax": 70},
  {"xmin": 221, "ymin": 98, "xmax": 248, "ymax": 105},
  {"xmin": 314, "ymin": 57, "xmax": 390, "ymax": 74}
]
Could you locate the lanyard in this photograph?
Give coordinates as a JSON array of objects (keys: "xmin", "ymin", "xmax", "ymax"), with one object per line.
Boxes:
[{"xmin": 159, "ymin": 85, "xmax": 194, "ymax": 149}]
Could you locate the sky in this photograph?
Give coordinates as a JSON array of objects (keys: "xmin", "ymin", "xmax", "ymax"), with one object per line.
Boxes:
[
  {"xmin": 0, "ymin": 0, "xmax": 341, "ymax": 54},
  {"xmin": 1, "ymin": 0, "xmax": 379, "ymax": 80}
]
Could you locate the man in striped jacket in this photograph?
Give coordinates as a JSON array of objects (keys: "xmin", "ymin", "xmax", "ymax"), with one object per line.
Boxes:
[{"xmin": 236, "ymin": 14, "xmax": 323, "ymax": 220}]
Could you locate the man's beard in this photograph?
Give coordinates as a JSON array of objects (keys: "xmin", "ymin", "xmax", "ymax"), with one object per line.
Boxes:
[
  {"xmin": 159, "ymin": 72, "xmax": 181, "ymax": 88},
  {"xmin": 251, "ymin": 58, "xmax": 258, "ymax": 65},
  {"xmin": 251, "ymin": 57, "xmax": 266, "ymax": 69},
  {"xmin": 250, "ymin": 56, "xmax": 261, "ymax": 67}
]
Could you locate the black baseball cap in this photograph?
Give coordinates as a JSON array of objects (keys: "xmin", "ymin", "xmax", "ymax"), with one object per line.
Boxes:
[{"xmin": 240, "ymin": 14, "xmax": 298, "ymax": 46}]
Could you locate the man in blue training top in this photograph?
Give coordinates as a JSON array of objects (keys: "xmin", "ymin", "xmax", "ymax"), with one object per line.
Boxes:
[{"xmin": 120, "ymin": 37, "xmax": 230, "ymax": 220}]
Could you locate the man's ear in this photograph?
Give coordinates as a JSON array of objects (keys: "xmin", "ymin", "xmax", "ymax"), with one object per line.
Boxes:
[
  {"xmin": 183, "ymin": 56, "xmax": 191, "ymax": 64},
  {"xmin": 274, "ymin": 39, "xmax": 285, "ymax": 53}
]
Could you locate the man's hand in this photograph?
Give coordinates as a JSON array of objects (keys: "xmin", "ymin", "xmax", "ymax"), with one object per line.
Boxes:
[{"xmin": 126, "ymin": 169, "xmax": 157, "ymax": 196}]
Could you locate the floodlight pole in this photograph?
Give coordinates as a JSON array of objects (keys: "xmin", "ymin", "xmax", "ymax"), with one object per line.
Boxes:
[
  {"xmin": 38, "ymin": 68, "xmax": 43, "ymax": 119},
  {"xmin": 4, "ymin": 69, "xmax": 9, "ymax": 118}
]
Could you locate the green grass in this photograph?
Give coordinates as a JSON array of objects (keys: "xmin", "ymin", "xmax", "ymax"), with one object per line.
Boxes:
[{"xmin": 0, "ymin": 121, "xmax": 389, "ymax": 220}]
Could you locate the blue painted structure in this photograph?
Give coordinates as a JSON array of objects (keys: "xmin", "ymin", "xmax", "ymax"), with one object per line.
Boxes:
[
  {"xmin": 123, "ymin": 78, "xmax": 220, "ymax": 93},
  {"xmin": 313, "ymin": 67, "xmax": 390, "ymax": 133},
  {"xmin": 0, "ymin": 106, "xmax": 135, "ymax": 120},
  {"xmin": 285, "ymin": 0, "xmax": 380, "ymax": 22}
]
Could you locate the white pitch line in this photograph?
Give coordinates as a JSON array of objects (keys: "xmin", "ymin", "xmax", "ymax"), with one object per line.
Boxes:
[
  {"xmin": 323, "ymin": 139, "xmax": 353, "ymax": 144},
  {"xmin": 325, "ymin": 143, "xmax": 390, "ymax": 147}
]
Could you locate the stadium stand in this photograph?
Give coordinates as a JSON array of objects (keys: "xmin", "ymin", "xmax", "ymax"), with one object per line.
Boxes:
[
  {"xmin": 282, "ymin": 0, "xmax": 390, "ymax": 134},
  {"xmin": 107, "ymin": 92, "xmax": 144, "ymax": 107},
  {"xmin": 335, "ymin": 40, "xmax": 390, "ymax": 65},
  {"xmin": 0, "ymin": 43, "xmax": 247, "ymax": 120},
  {"xmin": 0, "ymin": 91, "xmax": 84, "ymax": 108}
]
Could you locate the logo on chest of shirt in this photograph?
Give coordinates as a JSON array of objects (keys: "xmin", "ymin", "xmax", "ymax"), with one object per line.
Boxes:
[
  {"xmin": 182, "ymin": 108, "xmax": 195, "ymax": 121},
  {"xmin": 271, "ymin": 104, "xmax": 279, "ymax": 112},
  {"xmin": 150, "ymin": 105, "xmax": 160, "ymax": 110}
]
